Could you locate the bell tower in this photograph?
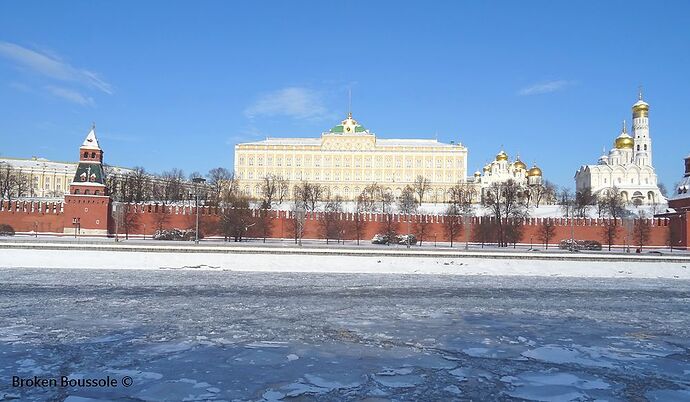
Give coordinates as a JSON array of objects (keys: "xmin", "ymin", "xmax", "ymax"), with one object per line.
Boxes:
[
  {"xmin": 632, "ymin": 88, "xmax": 652, "ymax": 166},
  {"xmin": 63, "ymin": 124, "xmax": 111, "ymax": 236}
]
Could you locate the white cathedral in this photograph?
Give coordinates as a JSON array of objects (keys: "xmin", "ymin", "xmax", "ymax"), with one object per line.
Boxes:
[{"xmin": 575, "ymin": 92, "xmax": 664, "ymax": 204}]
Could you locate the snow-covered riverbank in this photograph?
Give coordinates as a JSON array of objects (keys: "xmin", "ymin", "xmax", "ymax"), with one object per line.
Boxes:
[{"xmin": 1, "ymin": 244, "xmax": 689, "ymax": 279}]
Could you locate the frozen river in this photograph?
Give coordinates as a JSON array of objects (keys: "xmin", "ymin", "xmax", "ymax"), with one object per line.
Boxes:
[{"xmin": 1, "ymin": 268, "xmax": 689, "ymax": 401}]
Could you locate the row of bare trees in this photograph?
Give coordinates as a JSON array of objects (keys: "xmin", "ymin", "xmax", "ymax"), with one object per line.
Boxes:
[{"xmin": 0, "ymin": 164, "xmax": 31, "ymax": 201}]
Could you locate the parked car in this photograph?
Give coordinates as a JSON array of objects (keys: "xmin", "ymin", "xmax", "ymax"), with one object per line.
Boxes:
[
  {"xmin": 153, "ymin": 228, "xmax": 200, "ymax": 241},
  {"xmin": 395, "ymin": 234, "xmax": 417, "ymax": 245},
  {"xmin": 0, "ymin": 224, "xmax": 15, "ymax": 236},
  {"xmin": 558, "ymin": 239, "xmax": 602, "ymax": 251},
  {"xmin": 371, "ymin": 234, "xmax": 390, "ymax": 245}
]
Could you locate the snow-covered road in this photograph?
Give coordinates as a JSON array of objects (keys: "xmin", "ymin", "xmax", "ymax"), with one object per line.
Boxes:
[{"xmin": 1, "ymin": 269, "xmax": 689, "ymax": 401}]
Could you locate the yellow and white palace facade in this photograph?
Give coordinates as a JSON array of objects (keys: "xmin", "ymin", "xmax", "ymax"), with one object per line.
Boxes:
[{"xmin": 234, "ymin": 113, "xmax": 469, "ymax": 202}]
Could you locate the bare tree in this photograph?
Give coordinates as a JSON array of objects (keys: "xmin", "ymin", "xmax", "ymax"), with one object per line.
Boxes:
[
  {"xmin": 218, "ymin": 193, "xmax": 253, "ymax": 242},
  {"xmin": 598, "ymin": 187, "xmax": 626, "ymax": 219},
  {"xmin": 276, "ymin": 176, "xmax": 289, "ymax": 205},
  {"xmin": 633, "ymin": 215, "xmax": 652, "ymax": 249},
  {"xmin": 397, "ymin": 185, "xmax": 418, "ymax": 214},
  {"xmin": 413, "ymin": 175, "xmax": 431, "ymax": 205},
  {"xmin": 482, "ymin": 180, "xmax": 529, "ymax": 247},
  {"xmin": 504, "ymin": 218, "xmax": 524, "ymax": 249},
  {"xmin": 379, "ymin": 210, "xmax": 398, "ymax": 244},
  {"xmin": 207, "ymin": 167, "xmax": 234, "ymax": 206},
  {"xmin": 359, "ymin": 183, "xmax": 381, "ymax": 212},
  {"xmin": 448, "ymin": 183, "xmax": 474, "ymax": 214},
  {"xmin": 443, "ymin": 204, "xmax": 463, "ymax": 247},
  {"xmin": 601, "ymin": 219, "xmax": 620, "ymax": 251},
  {"xmin": 0, "ymin": 164, "xmax": 15, "ymax": 200},
  {"xmin": 559, "ymin": 187, "xmax": 575, "ymax": 218},
  {"xmin": 538, "ymin": 219, "xmax": 556, "ymax": 249},
  {"xmin": 154, "ymin": 169, "xmax": 186, "ymax": 204},
  {"xmin": 255, "ymin": 203, "xmax": 274, "ymax": 243},
  {"xmin": 352, "ymin": 194, "xmax": 368, "ymax": 245},
  {"xmin": 472, "ymin": 217, "xmax": 496, "ymax": 248},
  {"xmin": 259, "ymin": 174, "xmax": 280, "ymax": 209},
  {"xmin": 113, "ymin": 203, "xmax": 141, "ymax": 240},
  {"xmin": 153, "ymin": 204, "xmax": 171, "ymax": 232},
  {"xmin": 320, "ymin": 195, "xmax": 345, "ymax": 244},
  {"xmin": 414, "ymin": 212, "xmax": 431, "ymax": 246},
  {"xmin": 574, "ymin": 187, "xmax": 595, "ymax": 218},
  {"xmin": 380, "ymin": 190, "xmax": 394, "ymax": 214}
]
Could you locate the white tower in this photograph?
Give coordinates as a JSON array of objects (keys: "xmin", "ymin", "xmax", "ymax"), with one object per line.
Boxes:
[{"xmin": 632, "ymin": 89, "xmax": 652, "ymax": 166}]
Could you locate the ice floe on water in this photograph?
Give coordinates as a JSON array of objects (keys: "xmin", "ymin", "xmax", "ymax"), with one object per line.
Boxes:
[{"xmin": 0, "ymin": 269, "xmax": 689, "ymax": 400}]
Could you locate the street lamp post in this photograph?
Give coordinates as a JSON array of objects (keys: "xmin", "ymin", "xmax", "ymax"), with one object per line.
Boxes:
[
  {"xmin": 72, "ymin": 217, "xmax": 80, "ymax": 239},
  {"xmin": 192, "ymin": 177, "xmax": 206, "ymax": 245}
]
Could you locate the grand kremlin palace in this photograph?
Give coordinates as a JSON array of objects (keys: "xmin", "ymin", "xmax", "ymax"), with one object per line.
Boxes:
[{"xmin": 234, "ymin": 113, "xmax": 469, "ymax": 202}]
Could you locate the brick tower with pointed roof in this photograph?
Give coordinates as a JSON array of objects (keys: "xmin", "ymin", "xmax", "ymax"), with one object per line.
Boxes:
[{"xmin": 63, "ymin": 124, "xmax": 112, "ymax": 235}]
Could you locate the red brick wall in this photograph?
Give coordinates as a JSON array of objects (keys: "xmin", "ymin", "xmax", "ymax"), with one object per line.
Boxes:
[
  {"xmin": 0, "ymin": 200, "xmax": 65, "ymax": 233},
  {"xmin": 0, "ymin": 200, "xmax": 684, "ymax": 248}
]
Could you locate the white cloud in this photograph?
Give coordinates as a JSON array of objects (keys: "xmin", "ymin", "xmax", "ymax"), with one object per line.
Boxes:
[
  {"xmin": 518, "ymin": 80, "xmax": 573, "ymax": 96},
  {"xmin": 44, "ymin": 85, "xmax": 95, "ymax": 106},
  {"xmin": 0, "ymin": 41, "xmax": 112, "ymax": 94},
  {"xmin": 244, "ymin": 87, "xmax": 330, "ymax": 120}
]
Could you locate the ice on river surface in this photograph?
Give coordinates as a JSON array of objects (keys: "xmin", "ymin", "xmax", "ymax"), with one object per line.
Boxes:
[{"xmin": 0, "ymin": 268, "xmax": 689, "ymax": 401}]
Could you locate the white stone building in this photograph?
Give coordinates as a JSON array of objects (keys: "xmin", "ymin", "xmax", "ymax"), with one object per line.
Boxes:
[
  {"xmin": 473, "ymin": 149, "xmax": 543, "ymax": 198},
  {"xmin": 234, "ymin": 113, "xmax": 470, "ymax": 202},
  {"xmin": 575, "ymin": 92, "xmax": 664, "ymax": 204}
]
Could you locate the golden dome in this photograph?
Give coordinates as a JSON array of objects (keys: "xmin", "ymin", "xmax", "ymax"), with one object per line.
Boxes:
[
  {"xmin": 527, "ymin": 165, "xmax": 542, "ymax": 177},
  {"xmin": 632, "ymin": 89, "xmax": 649, "ymax": 117},
  {"xmin": 496, "ymin": 150, "xmax": 508, "ymax": 161},
  {"xmin": 513, "ymin": 158, "xmax": 527, "ymax": 170},
  {"xmin": 474, "ymin": 171, "xmax": 481, "ymax": 176},
  {"xmin": 632, "ymin": 100, "xmax": 649, "ymax": 112},
  {"xmin": 483, "ymin": 164, "xmax": 490, "ymax": 172},
  {"xmin": 615, "ymin": 133, "xmax": 634, "ymax": 149}
]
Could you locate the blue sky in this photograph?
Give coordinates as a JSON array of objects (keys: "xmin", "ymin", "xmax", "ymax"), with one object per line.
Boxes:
[{"xmin": 1, "ymin": 1, "xmax": 689, "ymax": 190}]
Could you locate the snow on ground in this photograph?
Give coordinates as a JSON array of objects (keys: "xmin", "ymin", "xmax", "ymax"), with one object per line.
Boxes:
[
  {"xmin": 0, "ymin": 270, "xmax": 688, "ymax": 401},
  {"xmin": 269, "ymin": 201, "xmax": 668, "ymax": 218},
  {"xmin": 1, "ymin": 246, "xmax": 689, "ymax": 279}
]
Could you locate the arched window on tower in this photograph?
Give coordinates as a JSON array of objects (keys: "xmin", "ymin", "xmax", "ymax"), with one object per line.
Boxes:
[
  {"xmin": 644, "ymin": 144, "xmax": 647, "ymax": 150},
  {"xmin": 83, "ymin": 152, "xmax": 88, "ymax": 158},
  {"xmin": 91, "ymin": 152, "xmax": 96, "ymax": 158},
  {"xmin": 637, "ymin": 145, "xmax": 640, "ymax": 151}
]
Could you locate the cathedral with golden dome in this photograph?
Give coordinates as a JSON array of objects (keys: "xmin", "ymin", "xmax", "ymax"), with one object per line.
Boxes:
[
  {"xmin": 574, "ymin": 91, "xmax": 664, "ymax": 204},
  {"xmin": 473, "ymin": 149, "xmax": 543, "ymax": 198}
]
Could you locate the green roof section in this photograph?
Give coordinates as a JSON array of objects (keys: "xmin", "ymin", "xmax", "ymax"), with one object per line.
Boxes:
[
  {"xmin": 73, "ymin": 163, "xmax": 106, "ymax": 184},
  {"xmin": 330, "ymin": 125, "xmax": 344, "ymax": 133}
]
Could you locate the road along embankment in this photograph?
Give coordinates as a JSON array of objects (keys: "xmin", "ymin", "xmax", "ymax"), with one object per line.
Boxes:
[{"xmin": 1, "ymin": 242, "xmax": 689, "ymax": 279}]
